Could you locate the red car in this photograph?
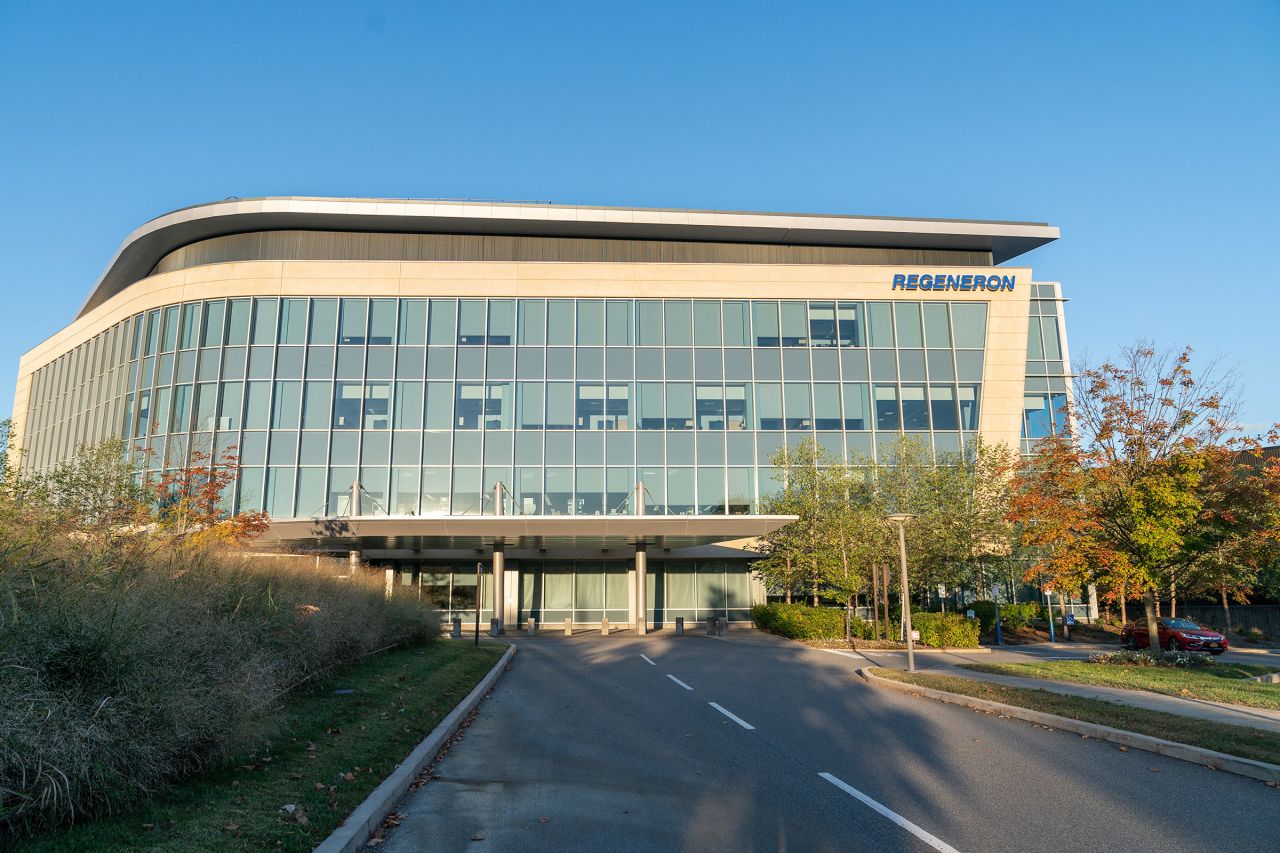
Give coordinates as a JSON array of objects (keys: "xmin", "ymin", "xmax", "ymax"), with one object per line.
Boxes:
[{"xmin": 1121, "ymin": 617, "xmax": 1228, "ymax": 654}]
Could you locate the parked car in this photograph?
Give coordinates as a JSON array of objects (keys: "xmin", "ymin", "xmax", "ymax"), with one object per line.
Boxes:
[{"xmin": 1121, "ymin": 617, "xmax": 1228, "ymax": 654}]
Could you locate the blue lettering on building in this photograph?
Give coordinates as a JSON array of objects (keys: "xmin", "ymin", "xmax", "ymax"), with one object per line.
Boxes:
[{"xmin": 891, "ymin": 273, "xmax": 1016, "ymax": 292}]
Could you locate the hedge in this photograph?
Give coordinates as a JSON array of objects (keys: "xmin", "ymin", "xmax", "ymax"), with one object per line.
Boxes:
[
  {"xmin": 910, "ymin": 612, "xmax": 981, "ymax": 647},
  {"xmin": 751, "ymin": 603, "xmax": 873, "ymax": 640}
]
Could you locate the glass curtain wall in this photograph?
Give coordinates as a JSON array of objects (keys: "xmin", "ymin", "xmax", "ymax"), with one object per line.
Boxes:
[
  {"xmin": 1020, "ymin": 283, "xmax": 1071, "ymax": 453},
  {"xmin": 23, "ymin": 297, "xmax": 990, "ymax": 517}
]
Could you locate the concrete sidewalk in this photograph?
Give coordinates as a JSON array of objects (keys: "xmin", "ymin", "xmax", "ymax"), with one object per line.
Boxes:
[{"xmin": 923, "ymin": 664, "xmax": 1280, "ymax": 733}]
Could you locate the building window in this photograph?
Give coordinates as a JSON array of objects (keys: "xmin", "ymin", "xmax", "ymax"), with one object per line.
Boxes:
[
  {"xmin": 958, "ymin": 384, "xmax": 981, "ymax": 430},
  {"xmin": 951, "ymin": 304, "xmax": 988, "ymax": 349},
  {"xmin": 874, "ymin": 384, "xmax": 899, "ymax": 431}
]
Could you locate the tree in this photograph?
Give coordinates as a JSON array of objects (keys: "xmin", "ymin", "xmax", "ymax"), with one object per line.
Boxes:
[
  {"xmin": 754, "ymin": 431, "xmax": 1022, "ymax": 644},
  {"xmin": 871, "ymin": 433, "xmax": 934, "ymax": 618},
  {"xmin": 1179, "ymin": 439, "xmax": 1280, "ymax": 633},
  {"xmin": 50, "ymin": 439, "xmax": 152, "ymax": 544},
  {"xmin": 149, "ymin": 445, "xmax": 270, "ymax": 549},
  {"xmin": 753, "ymin": 439, "xmax": 841, "ymax": 605},
  {"xmin": 1012, "ymin": 343, "xmax": 1249, "ymax": 653},
  {"xmin": 822, "ymin": 462, "xmax": 882, "ymax": 635},
  {"xmin": 0, "ymin": 434, "xmax": 151, "ymax": 555},
  {"xmin": 927, "ymin": 438, "xmax": 1019, "ymax": 604}
]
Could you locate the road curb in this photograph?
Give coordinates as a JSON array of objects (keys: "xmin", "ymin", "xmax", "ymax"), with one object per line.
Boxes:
[
  {"xmin": 818, "ymin": 645, "xmax": 993, "ymax": 655},
  {"xmin": 315, "ymin": 643, "xmax": 517, "ymax": 853},
  {"xmin": 1040, "ymin": 642, "xmax": 1115, "ymax": 650},
  {"xmin": 1231, "ymin": 647, "xmax": 1280, "ymax": 656},
  {"xmin": 858, "ymin": 667, "xmax": 1280, "ymax": 784}
]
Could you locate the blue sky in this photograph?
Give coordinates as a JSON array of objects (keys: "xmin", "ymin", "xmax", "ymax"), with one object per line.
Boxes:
[{"xmin": 1, "ymin": 1, "xmax": 1276, "ymax": 429}]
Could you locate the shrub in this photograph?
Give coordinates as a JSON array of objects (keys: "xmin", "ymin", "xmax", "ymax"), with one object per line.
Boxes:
[
  {"xmin": 970, "ymin": 601, "xmax": 998, "ymax": 633},
  {"xmin": 1240, "ymin": 626, "xmax": 1271, "ymax": 644},
  {"xmin": 1089, "ymin": 649, "xmax": 1216, "ymax": 668},
  {"xmin": 751, "ymin": 603, "xmax": 872, "ymax": 640},
  {"xmin": 1000, "ymin": 602, "xmax": 1043, "ymax": 630},
  {"xmin": 966, "ymin": 600, "xmax": 1042, "ymax": 633},
  {"xmin": 910, "ymin": 612, "xmax": 981, "ymax": 648},
  {"xmin": 0, "ymin": 530, "xmax": 439, "ymax": 838}
]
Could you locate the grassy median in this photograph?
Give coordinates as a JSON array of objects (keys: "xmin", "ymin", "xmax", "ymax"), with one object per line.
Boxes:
[
  {"xmin": 870, "ymin": 668, "xmax": 1280, "ymax": 766},
  {"xmin": 14, "ymin": 641, "xmax": 507, "ymax": 853},
  {"xmin": 962, "ymin": 661, "xmax": 1280, "ymax": 710}
]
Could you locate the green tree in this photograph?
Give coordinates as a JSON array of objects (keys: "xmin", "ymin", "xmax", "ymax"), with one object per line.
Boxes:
[
  {"xmin": 1179, "ymin": 439, "xmax": 1280, "ymax": 632},
  {"xmin": 821, "ymin": 462, "xmax": 883, "ymax": 633},
  {"xmin": 922, "ymin": 438, "xmax": 1018, "ymax": 604},
  {"xmin": 753, "ymin": 439, "xmax": 840, "ymax": 605},
  {"xmin": 1013, "ymin": 344, "xmax": 1247, "ymax": 653}
]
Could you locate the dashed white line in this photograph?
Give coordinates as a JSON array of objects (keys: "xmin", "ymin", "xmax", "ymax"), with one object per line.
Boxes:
[
  {"xmin": 709, "ymin": 702, "xmax": 755, "ymax": 730},
  {"xmin": 639, "ymin": 654, "xmax": 656, "ymax": 666},
  {"xmin": 819, "ymin": 773, "xmax": 961, "ymax": 853},
  {"xmin": 666, "ymin": 674, "xmax": 693, "ymax": 690}
]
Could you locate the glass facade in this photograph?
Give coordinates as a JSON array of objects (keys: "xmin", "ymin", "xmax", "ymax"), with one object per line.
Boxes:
[
  {"xmin": 417, "ymin": 559, "xmax": 752, "ymax": 625},
  {"xmin": 22, "ymin": 296, "xmax": 989, "ymax": 518},
  {"xmin": 1020, "ymin": 283, "xmax": 1072, "ymax": 452}
]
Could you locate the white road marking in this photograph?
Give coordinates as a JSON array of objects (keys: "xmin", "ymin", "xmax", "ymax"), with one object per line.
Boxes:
[
  {"xmin": 709, "ymin": 702, "xmax": 755, "ymax": 730},
  {"xmin": 666, "ymin": 674, "xmax": 693, "ymax": 690},
  {"xmin": 640, "ymin": 654, "xmax": 657, "ymax": 666},
  {"xmin": 819, "ymin": 773, "xmax": 961, "ymax": 853}
]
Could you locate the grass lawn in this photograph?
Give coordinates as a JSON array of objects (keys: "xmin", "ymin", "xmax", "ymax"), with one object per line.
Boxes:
[
  {"xmin": 962, "ymin": 660, "xmax": 1280, "ymax": 710},
  {"xmin": 14, "ymin": 641, "xmax": 507, "ymax": 853},
  {"xmin": 870, "ymin": 668, "xmax": 1280, "ymax": 766}
]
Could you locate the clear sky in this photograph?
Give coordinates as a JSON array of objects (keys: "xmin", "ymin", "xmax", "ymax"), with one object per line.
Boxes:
[{"xmin": 1, "ymin": 2, "xmax": 1276, "ymax": 430}]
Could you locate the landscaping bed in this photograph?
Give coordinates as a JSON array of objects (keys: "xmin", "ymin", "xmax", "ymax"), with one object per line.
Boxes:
[
  {"xmin": 13, "ymin": 642, "xmax": 506, "ymax": 853},
  {"xmin": 751, "ymin": 603, "xmax": 981, "ymax": 650},
  {"xmin": 963, "ymin": 659, "xmax": 1280, "ymax": 710},
  {"xmin": 869, "ymin": 668, "xmax": 1280, "ymax": 766}
]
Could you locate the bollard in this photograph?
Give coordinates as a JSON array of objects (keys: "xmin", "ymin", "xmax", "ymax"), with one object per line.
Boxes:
[
  {"xmin": 675, "ymin": 616, "xmax": 684, "ymax": 635},
  {"xmin": 718, "ymin": 617, "xmax": 727, "ymax": 636},
  {"xmin": 601, "ymin": 617, "xmax": 610, "ymax": 636},
  {"xmin": 564, "ymin": 617, "xmax": 573, "ymax": 637},
  {"xmin": 450, "ymin": 617, "xmax": 462, "ymax": 639},
  {"xmin": 526, "ymin": 618, "xmax": 537, "ymax": 636}
]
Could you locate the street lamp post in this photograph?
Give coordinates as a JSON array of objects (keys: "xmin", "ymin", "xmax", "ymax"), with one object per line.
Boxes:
[{"xmin": 885, "ymin": 513, "xmax": 918, "ymax": 672}]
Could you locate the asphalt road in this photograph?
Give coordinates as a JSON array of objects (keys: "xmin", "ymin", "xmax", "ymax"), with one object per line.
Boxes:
[{"xmin": 382, "ymin": 631, "xmax": 1279, "ymax": 853}]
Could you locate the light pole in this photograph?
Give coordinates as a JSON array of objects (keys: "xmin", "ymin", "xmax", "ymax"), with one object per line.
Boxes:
[{"xmin": 885, "ymin": 513, "xmax": 918, "ymax": 672}]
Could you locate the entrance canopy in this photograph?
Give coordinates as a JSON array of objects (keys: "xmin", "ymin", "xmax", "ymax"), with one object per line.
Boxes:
[{"xmin": 256, "ymin": 514, "xmax": 796, "ymax": 554}]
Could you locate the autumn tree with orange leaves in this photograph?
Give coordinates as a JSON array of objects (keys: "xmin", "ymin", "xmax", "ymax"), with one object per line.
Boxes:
[
  {"xmin": 1012, "ymin": 343, "xmax": 1280, "ymax": 649},
  {"xmin": 0, "ymin": 426, "xmax": 271, "ymax": 555},
  {"xmin": 148, "ymin": 444, "xmax": 270, "ymax": 549}
]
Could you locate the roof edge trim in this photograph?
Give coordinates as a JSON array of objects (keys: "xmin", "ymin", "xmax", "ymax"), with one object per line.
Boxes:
[{"xmin": 79, "ymin": 197, "xmax": 1060, "ymax": 318}]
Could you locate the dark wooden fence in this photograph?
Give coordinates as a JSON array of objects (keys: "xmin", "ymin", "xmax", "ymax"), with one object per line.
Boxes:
[{"xmin": 1179, "ymin": 604, "xmax": 1279, "ymax": 638}]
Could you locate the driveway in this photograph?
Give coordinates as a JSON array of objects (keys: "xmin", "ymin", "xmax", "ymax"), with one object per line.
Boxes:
[{"xmin": 381, "ymin": 631, "xmax": 1278, "ymax": 852}]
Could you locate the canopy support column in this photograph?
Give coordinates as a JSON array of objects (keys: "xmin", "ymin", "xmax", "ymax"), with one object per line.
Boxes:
[
  {"xmin": 491, "ymin": 481, "xmax": 507, "ymax": 634},
  {"xmin": 635, "ymin": 543, "xmax": 648, "ymax": 635}
]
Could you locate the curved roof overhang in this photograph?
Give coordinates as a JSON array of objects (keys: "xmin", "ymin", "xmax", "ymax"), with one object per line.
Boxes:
[
  {"xmin": 255, "ymin": 513, "xmax": 797, "ymax": 553},
  {"xmin": 79, "ymin": 196, "xmax": 1059, "ymax": 318}
]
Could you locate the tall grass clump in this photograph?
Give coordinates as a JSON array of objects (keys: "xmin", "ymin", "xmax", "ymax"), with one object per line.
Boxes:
[
  {"xmin": 0, "ymin": 433, "xmax": 440, "ymax": 838},
  {"xmin": 0, "ymin": 537, "xmax": 439, "ymax": 837}
]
